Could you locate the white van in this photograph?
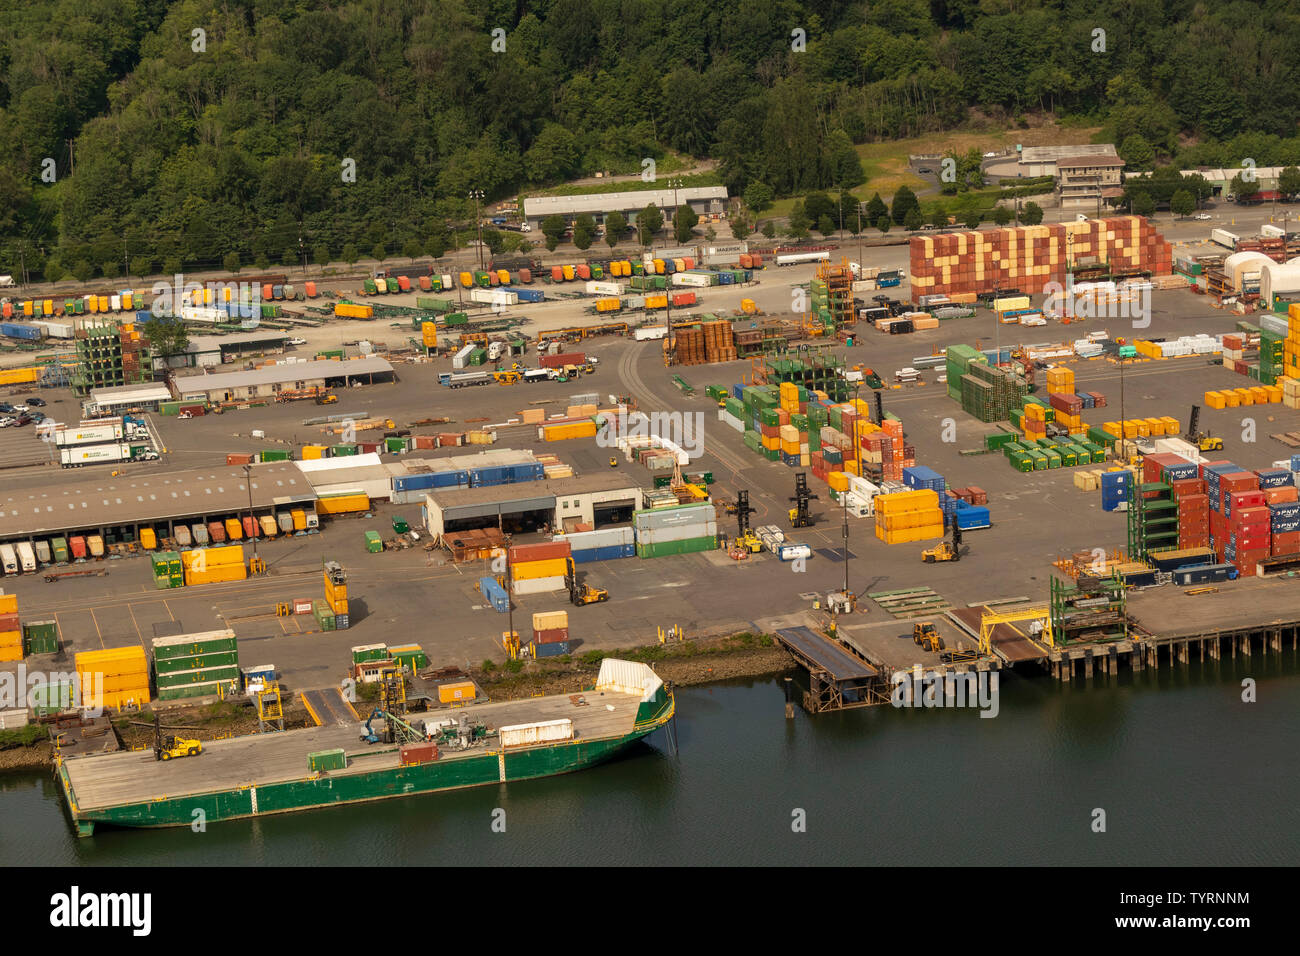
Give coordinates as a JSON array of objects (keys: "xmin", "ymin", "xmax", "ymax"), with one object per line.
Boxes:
[
  {"xmin": 15, "ymin": 542, "xmax": 36, "ymax": 573},
  {"xmin": 0, "ymin": 543, "xmax": 17, "ymax": 575}
]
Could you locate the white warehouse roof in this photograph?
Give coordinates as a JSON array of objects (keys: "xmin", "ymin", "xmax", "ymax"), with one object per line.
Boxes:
[
  {"xmin": 524, "ymin": 186, "xmax": 728, "ymax": 219},
  {"xmin": 173, "ymin": 356, "xmax": 393, "ymax": 394},
  {"xmin": 89, "ymin": 383, "xmax": 174, "ymax": 407}
]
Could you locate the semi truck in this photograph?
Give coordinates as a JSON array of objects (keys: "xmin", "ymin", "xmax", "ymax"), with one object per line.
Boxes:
[
  {"xmin": 59, "ymin": 444, "xmax": 159, "ymax": 467},
  {"xmin": 776, "ymin": 251, "xmax": 831, "ymax": 266},
  {"xmin": 438, "ymin": 370, "xmax": 492, "ymax": 388}
]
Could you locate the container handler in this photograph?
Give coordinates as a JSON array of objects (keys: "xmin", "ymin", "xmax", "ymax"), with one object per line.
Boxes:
[{"xmin": 565, "ymin": 557, "xmax": 609, "ymax": 606}]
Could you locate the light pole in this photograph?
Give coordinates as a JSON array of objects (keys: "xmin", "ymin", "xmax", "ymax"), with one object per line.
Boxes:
[
  {"xmin": 243, "ymin": 464, "xmax": 257, "ymax": 562},
  {"xmin": 667, "ymin": 178, "xmax": 683, "ymax": 241},
  {"xmin": 469, "ymin": 189, "xmax": 485, "ymax": 271}
]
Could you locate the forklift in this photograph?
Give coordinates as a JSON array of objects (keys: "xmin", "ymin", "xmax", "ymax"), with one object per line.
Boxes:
[
  {"xmin": 565, "ymin": 557, "xmax": 609, "ymax": 606},
  {"xmin": 912, "ymin": 621, "xmax": 945, "ymax": 653},
  {"xmin": 788, "ymin": 473, "xmax": 818, "ymax": 528},
  {"xmin": 1185, "ymin": 404, "xmax": 1224, "ymax": 452},
  {"xmin": 152, "ymin": 714, "xmax": 202, "ymax": 761},
  {"xmin": 734, "ymin": 490, "xmax": 762, "ymax": 553},
  {"xmin": 922, "ymin": 522, "xmax": 963, "ymax": 563}
]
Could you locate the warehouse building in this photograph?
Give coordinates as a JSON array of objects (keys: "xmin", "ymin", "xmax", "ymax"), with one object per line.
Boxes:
[
  {"xmin": 1056, "ymin": 155, "xmax": 1126, "ymax": 209},
  {"xmin": 1128, "ymin": 166, "xmax": 1286, "ymax": 198},
  {"xmin": 154, "ymin": 331, "xmax": 290, "ymax": 370},
  {"xmin": 0, "ymin": 462, "xmax": 317, "ymax": 549},
  {"xmin": 522, "ymin": 186, "xmax": 729, "ymax": 233},
  {"xmin": 423, "ymin": 472, "xmax": 642, "ymax": 539},
  {"xmin": 984, "ymin": 143, "xmax": 1120, "ymax": 180},
  {"xmin": 297, "ymin": 454, "xmax": 403, "ymax": 502},
  {"xmin": 171, "ymin": 356, "xmax": 394, "ymax": 403}
]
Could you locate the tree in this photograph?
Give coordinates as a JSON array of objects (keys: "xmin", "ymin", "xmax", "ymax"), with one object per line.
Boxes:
[
  {"xmin": 743, "ymin": 182, "xmax": 774, "ymax": 215},
  {"xmin": 1120, "ymin": 134, "xmax": 1155, "ymax": 170},
  {"xmin": 281, "ymin": 247, "xmax": 298, "ymax": 268},
  {"xmin": 992, "ymin": 206, "xmax": 1014, "ymax": 226},
  {"xmin": 101, "ymin": 261, "xmax": 120, "ymax": 279},
  {"xmin": 804, "ymin": 192, "xmax": 835, "ymax": 225},
  {"xmin": 1279, "ymin": 166, "xmax": 1300, "ymax": 201},
  {"xmin": 144, "ymin": 316, "xmax": 190, "ymax": 363},
  {"xmin": 370, "ymin": 242, "xmax": 387, "ymax": 264},
  {"xmin": 402, "ymin": 239, "xmax": 423, "ymax": 261},
  {"xmin": 573, "ymin": 214, "xmax": 597, "ymax": 250},
  {"xmin": 638, "ymin": 204, "xmax": 664, "ymax": 244},
  {"xmin": 962, "ymin": 210, "xmax": 982, "ymax": 230},
  {"xmin": 164, "ymin": 256, "xmax": 183, "ymax": 276},
  {"xmin": 131, "ymin": 256, "xmax": 154, "ymax": 278},
  {"xmin": 481, "ymin": 228, "xmax": 506, "ymax": 255},
  {"xmin": 541, "ymin": 214, "xmax": 567, "ymax": 249},
  {"xmin": 788, "ymin": 201, "xmax": 810, "ymax": 234},
  {"xmin": 672, "ymin": 204, "xmax": 698, "ymax": 244},
  {"xmin": 342, "ymin": 243, "xmax": 360, "ymax": 265},
  {"xmin": 904, "ymin": 207, "xmax": 924, "ymax": 231},
  {"xmin": 1230, "ymin": 172, "xmax": 1260, "ymax": 202},
  {"xmin": 1132, "ymin": 192, "xmax": 1156, "ymax": 217},
  {"xmin": 313, "ymin": 244, "xmax": 331, "ymax": 267},
  {"xmin": 1171, "ymin": 190, "xmax": 1196, "ymax": 218},
  {"xmin": 731, "ymin": 216, "xmax": 752, "ymax": 240},
  {"xmin": 818, "ymin": 214, "xmax": 837, "ymax": 237},
  {"xmin": 890, "ymin": 186, "xmax": 920, "ymax": 225},
  {"xmin": 70, "ymin": 260, "xmax": 94, "ymax": 282},
  {"xmin": 254, "ymin": 253, "xmax": 270, "ymax": 271},
  {"xmin": 425, "ymin": 234, "xmax": 447, "ymax": 259},
  {"xmin": 761, "ymin": 221, "xmax": 776, "ymax": 239},
  {"xmin": 222, "ymin": 252, "xmax": 241, "ymax": 274},
  {"xmin": 604, "ymin": 211, "xmax": 626, "ymax": 249},
  {"xmin": 875, "ymin": 216, "xmax": 891, "ymax": 233},
  {"xmin": 524, "ymin": 124, "xmax": 580, "ymax": 184},
  {"xmin": 865, "ymin": 193, "xmax": 888, "ymax": 224},
  {"xmin": 1022, "ymin": 202, "xmax": 1044, "ymax": 225},
  {"xmin": 705, "ymin": 226, "xmax": 717, "ymax": 242},
  {"xmin": 929, "ymin": 206, "xmax": 949, "ymax": 229}
]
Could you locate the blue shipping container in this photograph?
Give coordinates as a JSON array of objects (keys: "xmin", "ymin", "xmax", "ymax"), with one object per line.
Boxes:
[
  {"xmin": 533, "ymin": 640, "xmax": 571, "ymax": 658},
  {"xmin": 955, "ymin": 506, "xmax": 991, "ymax": 530},
  {"xmin": 1257, "ymin": 468, "xmax": 1293, "ymax": 488},
  {"xmin": 431, "ymin": 470, "xmax": 470, "ymax": 489},
  {"xmin": 479, "ymin": 577, "xmax": 510, "ymax": 613}
]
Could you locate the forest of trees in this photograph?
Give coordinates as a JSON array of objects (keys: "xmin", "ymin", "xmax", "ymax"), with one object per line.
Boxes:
[{"xmin": 2, "ymin": 0, "xmax": 1300, "ymax": 282}]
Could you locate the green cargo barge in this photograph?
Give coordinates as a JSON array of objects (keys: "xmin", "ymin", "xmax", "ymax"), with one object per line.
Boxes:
[{"xmin": 58, "ymin": 660, "xmax": 673, "ymax": 836}]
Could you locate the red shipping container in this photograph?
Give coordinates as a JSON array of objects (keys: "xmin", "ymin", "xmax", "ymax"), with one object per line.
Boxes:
[
  {"xmin": 208, "ymin": 521, "xmax": 227, "ymax": 543},
  {"xmin": 1271, "ymin": 531, "xmax": 1300, "ymax": 555},
  {"xmin": 226, "ymin": 452, "xmax": 255, "ymax": 466},
  {"xmin": 398, "ymin": 275, "xmax": 412, "ymax": 292},
  {"xmin": 414, "ymin": 436, "xmax": 436, "ymax": 449},
  {"xmin": 242, "ymin": 516, "xmax": 258, "ymax": 538},
  {"xmin": 508, "ymin": 541, "xmax": 571, "ymax": 564},
  {"xmin": 1224, "ymin": 491, "xmax": 1266, "ymax": 518},
  {"xmin": 0, "ymin": 612, "xmax": 19, "ymax": 633},
  {"xmin": 1264, "ymin": 486, "xmax": 1299, "ymax": 504},
  {"xmin": 519, "ymin": 268, "xmax": 532, "ymax": 283},
  {"xmin": 533, "ymin": 627, "xmax": 569, "ymax": 644},
  {"xmin": 293, "ymin": 598, "xmax": 314, "ymax": 615},
  {"xmin": 1233, "ymin": 549, "xmax": 1270, "ymax": 576},
  {"xmin": 1231, "ymin": 534, "xmax": 1270, "ymax": 551},
  {"xmin": 400, "ymin": 742, "xmax": 439, "ymax": 765},
  {"xmin": 551, "ymin": 266, "xmax": 564, "ymax": 281},
  {"xmin": 967, "ymin": 486, "xmax": 988, "ymax": 505},
  {"xmin": 671, "ymin": 292, "xmax": 697, "ymax": 307},
  {"xmin": 1170, "ymin": 478, "xmax": 1206, "ymax": 499},
  {"xmin": 418, "ymin": 275, "xmax": 432, "ymax": 291},
  {"xmin": 539, "ymin": 352, "xmax": 585, "ymax": 369}
]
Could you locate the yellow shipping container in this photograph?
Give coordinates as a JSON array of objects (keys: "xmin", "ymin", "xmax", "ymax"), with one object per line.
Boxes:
[
  {"xmin": 1161, "ymin": 416, "xmax": 1179, "ymax": 434},
  {"xmin": 1235, "ymin": 387, "xmax": 1254, "ymax": 406},
  {"xmin": 225, "ymin": 518, "xmax": 243, "ymax": 540},
  {"xmin": 1265, "ymin": 385, "xmax": 1283, "ymax": 403},
  {"xmin": 1250, "ymin": 386, "xmax": 1269, "ymax": 404},
  {"xmin": 533, "ymin": 610, "xmax": 569, "ymax": 631},
  {"xmin": 459, "ymin": 271, "xmax": 473, "ymax": 288},
  {"xmin": 316, "ymin": 493, "xmax": 371, "ymax": 515},
  {"xmin": 181, "ymin": 546, "xmax": 245, "ymax": 569},
  {"xmin": 562, "ymin": 265, "xmax": 575, "ymax": 281},
  {"xmin": 0, "ymin": 645, "xmax": 22, "ymax": 663},
  {"xmin": 874, "ymin": 490, "xmax": 940, "ymax": 516},
  {"xmin": 301, "ymin": 444, "xmax": 327, "ymax": 460},
  {"xmin": 140, "ymin": 528, "xmax": 157, "ymax": 550},
  {"xmin": 83, "ymin": 688, "xmax": 152, "ymax": 710},
  {"xmin": 761, "ymin": 435, "xmax": 779, "ymax": 450},
  {"xmin": 828, "ymin": 472, "xmax": 850, "ymax": 492},
  {"xmin": 0, "ymin": 629, "xmax": 22, "ymax": 648},
  {"xmin": 438, "ymin": 680, "xmax": 477, "ymax": 704},
  {"xmin": 0, "ymin": 593, "xmax": 17, "ymax": 614},
  {"xmin": 512, "ymin": 558, "xmax": 569, "ymax": 581},
  {"xmin": 184, "ymin": 563, "xmax": 248, "ymax": 586},
  {"xmin": 496, "ymin": 269, "xmax": 510, "ymax": 284},
  {"xmin": 423, "ymin": 321, "xmax": 438, "ymax": 347},
  {"xmin": 0, "ymin": 367, "xmax": 39, "ymax": 386},
  {"xmin": 292, "ymin": 509, "xmax": 307, "ymax": 530},
  {"xmin": 646, "ymin": 294, "xmax": 668, "ymax": 309},
  {"xmin": 1205, "ymin": 390, "xmax": 1225, "ymax": 409},
  {"xmin": 543, "ymin": 421, "xmax": 597, "ymax": 441},
  {"xmin": 1222, "ymin": 390, "xmax": 1240, "ymax": 407}
]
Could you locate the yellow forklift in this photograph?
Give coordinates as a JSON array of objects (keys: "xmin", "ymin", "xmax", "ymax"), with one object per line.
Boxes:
[
  {"xmin": 912, "ymin": 622, "xmax": 945, "ymax": 653},
  {"xmin": 734, "ymin": 490, "xmax": 763, "ymax": 553},
  {"xmin": 152, "ymin": 714, "xmax": 202, "ymax": 761},
  {"xmin": 922, "ymin": 523, "xmax": 963, "ymax": 563},
  {"xmin": 565, "ymin": 557, "xmax": 609, "ymax": 606},
  {"xmin": 1185, "ymin": 404, "xmax": 1223, "ymax": 452}
]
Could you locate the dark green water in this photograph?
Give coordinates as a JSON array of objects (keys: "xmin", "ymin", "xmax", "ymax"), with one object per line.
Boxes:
[{"xmin": 5, "ymin": 661, "xmax": 1299, "ymax": 866}]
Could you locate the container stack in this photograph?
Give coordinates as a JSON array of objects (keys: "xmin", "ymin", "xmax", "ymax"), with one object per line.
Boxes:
[
  {"xmin": 181, "ymin": 545, "xmax": 247, "ymax": 585},
  {"xmin": 151, "ymin": 551, "xmax": 184, "ymax": 589},
  {"xmin": 22, "ymin": 620, "xmax": 59, "ymax": 655},
  {"xmin": 558, "ymin": 527, "xmax": 634, "ymax": 562},
  {"xmin": 0, "ymin": 592, "xmax": 20, "ymax": 662},
  {"xmin": 388, "ymin": 644, "xmax": 428, "ymax": 671},
  {"xmin": 909, "ymin": 217, "xmax": 1174, "ymax": 298},
  {"xmin": 634, "ymin": 503, "xmax": 718, "ymax": 558},
  {"xmin": 312, "ymin": 599, "xmax": 336, "ymax": 631},
  {"xmin": 324, "ymin": 560, "xmax": 350, "ymax": 629},
  {"xmin": 152, "ymin": 630, "xmax": 241, "ymax": 701},
  {"xmin": 874, "ymin": 489, "xmax": 944, "ymax": 543},
  {"xmin": 509, "ymin": 540, "xmax": 571, "ymax": 594},
  {"xmin": 532, "ymin": 610, "xmax": 569, "ymax": 648},
  {"xmin": 960, "ymin": 361, "xmax": 1031, "ymax": 423},
  {"xmin": 76, "ymin": 646, "xmax": 150, "ymax": 710}
]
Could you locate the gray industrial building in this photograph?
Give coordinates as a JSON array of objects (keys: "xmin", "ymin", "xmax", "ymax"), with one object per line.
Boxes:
[
  {"xmin": 523, "ymin": 186, "xmax": 729, "ymax": 232},
  {"xmin": 171, "ymin": 356, "xmax": 394, "ymax": 403},
  {"xmin": 423, "ymin": 472, "xmax": 642, "ymax": 539},
  {"xmin": 154, "ymin": 331, "xmax": 291, "ymax": 370}
]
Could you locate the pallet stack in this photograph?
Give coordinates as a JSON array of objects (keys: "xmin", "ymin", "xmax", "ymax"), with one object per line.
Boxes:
[
  {"xmin": 703, "ymin": 319, "xmax": 736, "ymax": 362},
  {"xmin": 910, "ymin": 217, "xmax": 1174, "ymax": 298}
]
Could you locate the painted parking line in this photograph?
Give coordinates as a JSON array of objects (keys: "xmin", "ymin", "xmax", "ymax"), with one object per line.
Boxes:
[{"xmin": 89, "ymin": 607, "xmax": 104, "ymax": 648}]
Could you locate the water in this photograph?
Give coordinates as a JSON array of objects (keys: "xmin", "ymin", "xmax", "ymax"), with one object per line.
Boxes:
[{"xmin": 5, "ymin": 661, "xmax": 1299, "ymax": 866}]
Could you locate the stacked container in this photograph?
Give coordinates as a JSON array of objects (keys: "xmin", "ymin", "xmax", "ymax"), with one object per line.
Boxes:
[
  {"xmin": 76, "ymin": 646, "xmax": 150, "ymax": 710},
  {"xmin": 324, "ymin": 560, "xmax": 350, "ymax": 629},
  {"xmin": 510, "ymin": 541, "xmax": 570, "ymax": 593},
  {"xmin": 0, "ymin": 592, "xmax": 20, "ymax": 662},
  {"xmin": 558, "ymin": 526, "xmax": 634, "ymax": 562},
  {"xmin": 874, "ymin": 490, "xmax": 944, "ymax": 543},
  {"xmin": 532, "ymin": 610, "xmax": 569, "ymax": 646},
  {"xmin": 181, "ymin": 545, "xmax": 247, "ymax": 585},
  {"xmin": 633, "ymin": 503, "xmax": 717, "ymax": 558},
  {"xmin": 151, "ymin": 551, "xmax": 184, "ymax": 589},
  {"xmin": 152, "ymin": 630, "xmax": 241, "ymax": 701},
  {"xmin": 22, "ymin": 620, "xmax": 60, "ymax": 655}
]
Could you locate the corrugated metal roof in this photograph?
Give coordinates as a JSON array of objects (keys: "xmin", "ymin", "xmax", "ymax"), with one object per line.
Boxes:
[
  {"xmin": 1019, "ymin": 144, "xmax": 1118, "ymax": 163},
  {"xmin": 0, "ymin": 463, "xmax": 315, "ymax": 538},
  {"xmin": 523, "ymin": 186, "xmax": 728, "ymax": 218},
  {"xmin": 186, "ymin": 332, "xmax": 289, "ymax": 352},
  {"xmin": 1056, "ymin": 155, "xmax": 1126, "ymax": 168},
  {"xmin": 427, "ymin": 472, "xmax": 638, "ymax": 510},
  {"xmin": 172, "ymin": 356, "xmax": 393, "ymax": 394},
  {"xmin": 89, "ymin": 384, "xmax": 174, "ymax": 405}
]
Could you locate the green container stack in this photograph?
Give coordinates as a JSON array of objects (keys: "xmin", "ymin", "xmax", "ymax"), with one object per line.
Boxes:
[
  {"xmin": 22, "ymin": 620, "xmax": 59, "ymax": 655},
  {"xmin": 30, "ymin": 681, "xmax": 74, "ymax": 717},
  {"xmin": 468, "ymin": 348, "xmax": 487, "ymax": 366},
  {"xmin": 1260, "ymin": 329, "xmax": 1283, "ymax": 385},
  {"xmin": 363, "ymin": 279, "xmax": 378, "ymax": 295},
  {"xmin": 946, "ymin": 346, "xmax": 985, "ymax": 402},
  {"xmin": 385, "ymin": 277, "xmax": 400, "ymax": 293},
  {"xmin": 152, "ymin": 631, "xmax": 241, "ymax": 701},
  {"xmin": 635, "ymin": 536, "xmax": 718, "ymax": 559},
  {"xmin": 351, "ymin": 644, "xmax": 389, "ymax": 664},
  {"xmin": 313, "ymin": 600, "xmax": 336, "ymax": 631},
  {"xmin": 332, "ymin": 443, "xmax": 358, "ymax": 456},
  {"xmin": 444, "ymin": 312, "xmax": 469, "ymax": 326},
  {"xmin": 259, "ymin": 449, "xmax": 291, "ymax": 462},
  {"xmin": 364, "ymin": 530, "xmax": 383, "ymax": 553},
  {"xmin": 308, "ymin": 749, "xmax": 347, "ymax": 772},
  {"xmin": 960, "ymin": 360, "xmax": 1030, "ymax": 423},
  {"xmin": 151, "ymin": 551, "xmax": 184, "ymax": 589}
]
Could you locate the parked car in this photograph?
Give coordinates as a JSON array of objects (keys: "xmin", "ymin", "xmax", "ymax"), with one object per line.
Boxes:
[
  {"xmin": 288, "ymin": 337, "xmax": 307, "ymax": 346},
  {"xmin": 0, "ymin": 417, "xmax": 14, "ymax": 427},
  {"xmin": 0, "ymin": 403, "xmax": 14, "ymax": 414},
  {"xmin": 13, "ymin": 414, "xmax": 32, "ymax": 426},
  {"xmin": 1194, "ymin": 213, "xmax": 1212, "ymax": 221},
  {"xmin": 27, "ymin": 397, "xmax": 46, "ymax": 406},
  {"xmin": 11, "ymin": 404, "xmax": 28, "ymax": 414}
]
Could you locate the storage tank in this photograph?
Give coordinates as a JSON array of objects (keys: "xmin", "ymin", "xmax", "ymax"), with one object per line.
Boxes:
[{"xmin": 1261, "ymin": 259, "xmax": 1300, "ymax": 305}]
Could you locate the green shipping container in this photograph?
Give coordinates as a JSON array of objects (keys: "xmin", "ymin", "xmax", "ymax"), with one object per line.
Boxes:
[
  {"xmin": 153, "ymin": 633, "xmax": 239, "ymax": 660},
  {"xmin": 31, "ymin": 681, "xmax": 74, "ymax": 716},
  {"xmin": 636, "ymin": 535, "xmax": 717, "ymax": 559},
  {"xmin": 159, "ymin": 401, "xmax": 181, "ymax": 416},
  {"xmin": 260, "ymin": 449, "xmax": 291, "ymax": 462},
  {"xmin": 385, "ymin": 437, "xmax": 410, "ymax": 453},
  {"xmin": 23, "ymin": 620, "xmax": 59, "ymax": 655},
  {"xmin": 153, "ymin": 650, "xmax": 240, "ymax": 675},
  {"xmin": 386, "ymin": 278, "xmax": 400, "ymax": 294},
  {"xmin": 309, "ymin": 749, "xmax": 347, "ymax": 772},
  {"xmin": 468, "ymin": 348, "xmax": 487, "ymax": 366},
  {"xmin": 390, "ymin": 647, "xmax": 428, "ymax": 671},
  {"xmin": 52, "ymin": 538, "xmax": 69, "ymax": 563},
  {"xmin": 364, "ymin": 530, "xmax": 383, "ymax": 553},
  {"xmin": 156, "ymin": 679, "xmax": 235, "ymax": 701},
  {"xmin": 332, "ymin": 444, "xmax": 358, "ymax": 456},
  {"xmin": 445, "ymin": 312, "xmax": 469, "ymax": 326},
  {"xmin": 352, "ymin": 645, "xmax": 389, "ymax": 664},
  {"xmin": 155, "ymin": 664, "xmax": 242, "ymax": 689},
  {"xmin": 364, "ymin": 279, "xmax": 378, "ymax": 295}
]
